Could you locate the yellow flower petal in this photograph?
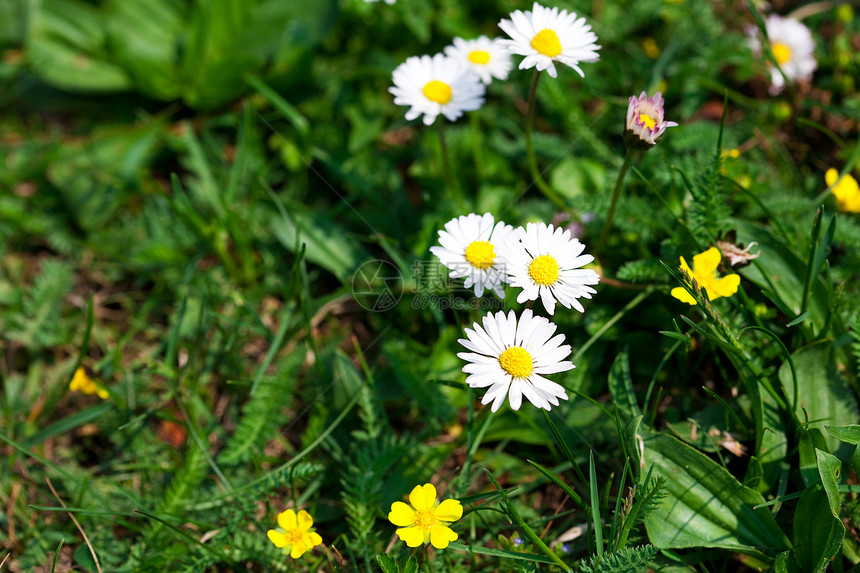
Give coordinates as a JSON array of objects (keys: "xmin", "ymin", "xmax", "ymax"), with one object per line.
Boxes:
[
  {"xmin": 388, "ymin": 501, "xmax": 417, "ymax": 526},
  {"xmin": 396, "ymin": 526, "xmax": 427, "ymax": 547},
  {"xmin": 267, "ymin": 530, "xmax": 288, "ymax": 548},
  {"xmin": 826, "ymin": 168, "xmax": 839, "ymax": 187},
  {"xmin": 434, "ymin": 499, "xmax": 463, "ymax": 523},
  {"xmin": 409, "ymin": 483, "xmax": 437, "ymax": 512},
  {"xmin": 670, "ymin": 286, "xmax": 697, "ymax": 305},
  {"xmin": 296, "ymin": 509, "xmax": 313, "ymax": 531},
  {"xmin": 290, "ymin": 544, "xmax": 308, "ymax": 559},
  {"xmin": 681, "ymin": 257, "xmax": 693, "ymax": 277},
  {"xmin": 429, "ymin": 524, "xmax": 458, "ymax": 549},
  {"xmin": 678, "ymin": 256, "xmax": 693, "ymax": 278},
  {"xmin": 709, "ymin": 273, "xmax": 741, "ymax": 298},
  {"xmin": 277, "ymin": 509, "xmax": 298, "ymax": 531},
  {"xmin": 692, "ymin": 247, "xmax": 721, "ymax": 276},
  {"xmin": 307, "ymin": 532, "xmax": 323, "ymax": 546}
]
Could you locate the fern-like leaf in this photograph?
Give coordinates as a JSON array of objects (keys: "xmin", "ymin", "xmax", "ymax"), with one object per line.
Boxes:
[
  {"xmin": 578, "ymin": 544, "xmax": 659, "ymax": 573},
  {"xmin": 218, "ymin": 346, "xmax": 303, "ymax": 465}
]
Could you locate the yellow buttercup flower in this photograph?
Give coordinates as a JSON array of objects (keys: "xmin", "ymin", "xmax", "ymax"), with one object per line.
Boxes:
[
  {"xmin": 671, "ymin": 247, "xmax": 740, "ymax": 305},
  {"xmin": 388, "ymin": 483, "xmax": 463, "ymax": 549},
  {"xmin": 267, "ymin": 509, "xmax": 323, "ymax": 559},
  {"xmin": 825, "ymin": 168, "xmax": 860, "ymax": 213},
  {"xmin": 69, "ymin": 367, "xmax": 108, "ymax": 399}
]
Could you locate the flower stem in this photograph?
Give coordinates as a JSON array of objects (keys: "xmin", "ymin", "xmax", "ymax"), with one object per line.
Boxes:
[
  {"xmin": 595, "ymin": 147, "xmax": 637, "ymax": 258},
  {"xmin": 524, "ymin": 71, "xmax": 567, "ymax": 211},
  {"xmin": 437, "ymin": 121, "xmax": 465, "ymax": 211}
]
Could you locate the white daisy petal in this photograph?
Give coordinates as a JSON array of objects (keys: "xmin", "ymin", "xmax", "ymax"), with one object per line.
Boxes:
[
  {"xmin": 443, "ymin": 36, "xmax": 513, "ymax": 86},
  {"xmin": 390, "ymin": 54, "xmax": 486, "ymax": 126},
  {"xmin": 430, "ymin": 213, "xmax": 514, "ymax": 298},
  {"xmin": 498, "ymin": 2, "xmax": 600, "ymax": 79},
  {"xmin": 501, "ymin": 222, "xmax": 600, "ymax": 315},
  {"xmin": 747, "ymin": 13, "xmax": 816, "ymax": 95},
  {"xmin": 458, "ymin": 308, "xmax": 576, "ymax": 412}
]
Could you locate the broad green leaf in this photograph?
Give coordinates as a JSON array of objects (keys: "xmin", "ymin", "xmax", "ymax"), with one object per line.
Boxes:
[
  {"xmin": 773, "ymin": 550, "xmax": 801, "ymax": 573},
  {"xmin": 270, "ymin": 208, "xmax": 369, "ymax": 283},
  {"xmin": 851, "ymin": 443, "xmax": 860, "ymax": 478},
  {"xmin": 825, "ymin": 424, "xmax": 860, "ymax": 445},
  {"xmin": 793, "ymin": 483, "xmax": 845, "ymax": 573},
  {"xmin": 0, "ymin": 0, "xmax": 26, "ymax": 45},
  {"xmin": 798, "ymin": 428, "xmax": 828, "ymax": 487},
  {"xmin": 815, "ymin": 449, "xmax": 841, "ymax": 516},
  {"xmin": 182, "ymin": 0, "xmax": 336, "ymax": 110},
  {"xmin": 757, "ymin": 378, "xmax": 788, "ymax": 492},
  {"xmin": 778, "ymin": 342, "xmax": 860, "ymax": 455},
  {"xmin": 637, "ymin": 427, "xmax": 790, "ymax": 560},
  {"xmin": 104, "ymin": 0, "xmax": 186, "ymax": 100},
  {"xmin": 26, "ymin": 0, "xmax": 131, "ymax": 91},
  {"xmin": 608, "ymin": 347, "xmax": 640, "ymax": 419},
  {"xmin": 550, "ymin": 156, "xmax": 607, "ymax": 199}
]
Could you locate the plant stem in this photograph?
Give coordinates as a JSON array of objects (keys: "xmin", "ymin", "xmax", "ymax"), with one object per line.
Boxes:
[
  {"xmin": 437, "ymin": 121, "xmax": 465, "ymax": 211},
  {"xmin": 524, "ymin": 71, "xmax": 567, "ymax": 211},
  {"xmin": 595, "ymin": 147, "xmax": 637, "ymax": 258}
]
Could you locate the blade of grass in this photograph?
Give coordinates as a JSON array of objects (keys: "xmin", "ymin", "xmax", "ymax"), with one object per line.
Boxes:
[
  {"xmin": 484, "ymin": 469, "xmax": 572, "ymax": 572},
  {"xmin": 589, "ymin": 452, "xmax": 603, "ymax": 557}
]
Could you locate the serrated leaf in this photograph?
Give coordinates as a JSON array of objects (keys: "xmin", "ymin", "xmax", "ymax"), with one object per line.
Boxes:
[{"xmin": 376, "ymin": 554, "xmax": 397, "ymax": 573}]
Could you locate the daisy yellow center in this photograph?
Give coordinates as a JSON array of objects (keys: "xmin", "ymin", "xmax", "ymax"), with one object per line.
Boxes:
[
  {"xmin": 468, "ymin": 50, "xmax": 491, "ymax": 64},
  {"xmin": 464, "ymin": 240, "xmax": 496, "ymax": 270},
  {"xmin": 531, "ymin": 29, "xmax": 562, "ymax": 58},
  {"xmin": 528, "ymin": 254, "xmax": 560, "ymax": 286},
  {"xmin": 499, "ymin": 346, "xmax": 534, "ymax": 379},
  {"xmin": 639, "ymin": 113, "xmax": 656, "ymax": 130},
  {"xmin": 423, "ymin": 80, "xmax": 452, "ymax": 104},
  {"xmin": 771, "ymin": 42, "xmax": 791, "ymax": 65},
  {"xmin": 415, "ymin": 509, "xmax": 435, "ymax": 529}
]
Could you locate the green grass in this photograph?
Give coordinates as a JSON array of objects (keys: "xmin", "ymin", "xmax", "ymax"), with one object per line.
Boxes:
[{"xmin": 2, "ymin": 0, "xmax": 860, "ymax": 571}]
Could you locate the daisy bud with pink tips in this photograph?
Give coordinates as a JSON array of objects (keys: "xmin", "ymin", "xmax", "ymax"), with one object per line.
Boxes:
[{"xmin": 625, "ymin": 91, "xmax": 678, "ymax": 149}]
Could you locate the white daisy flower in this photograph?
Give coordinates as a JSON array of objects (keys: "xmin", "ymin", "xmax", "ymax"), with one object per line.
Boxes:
[
  {"xmin": 502, "ymin": 222, "xmax": 599, "ymax": 315},
  {"xmin": 430, "ymin": 213, "xmax": 516, "ymax": 298},
  {"xmin": 458, "ymin": 308, "xmax": 573, "ymax": 412},
  {"xmin": 443, "ymin": 36, "xmax": 513, "ymax": 85},
  {"xmin": 389, "ymin": 54, "xmax": 486, "ymax": 126},
  {"xmin": 625, "ymin": 91, "xmax": 678, "ymax": 148},
  {"xmin": 748, "ymin": 14, "xmax": 817, "ymax": 94},
  {"xmin": 498, "ymin": 2, "xmax": 601, "ymax": 79}
]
